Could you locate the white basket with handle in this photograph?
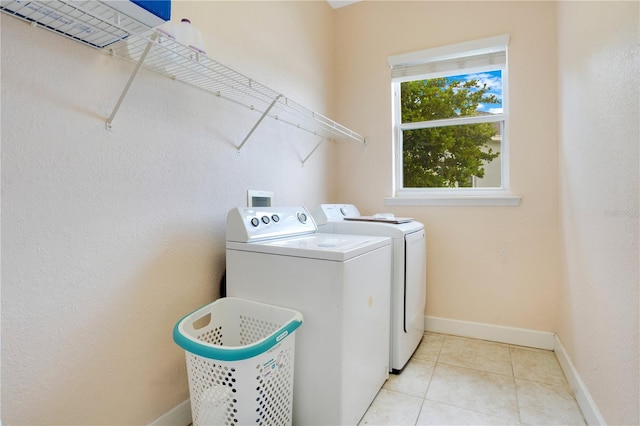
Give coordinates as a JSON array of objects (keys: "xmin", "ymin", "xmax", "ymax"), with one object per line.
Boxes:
[{"xmin": 174, "ymin": 297, "xmax": 303, "ymax": 426}]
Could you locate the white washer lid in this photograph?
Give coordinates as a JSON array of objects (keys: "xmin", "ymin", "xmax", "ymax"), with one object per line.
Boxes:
[{"xmin": 226, "ymin": 233, "xmax": 390, "ymax": 261}]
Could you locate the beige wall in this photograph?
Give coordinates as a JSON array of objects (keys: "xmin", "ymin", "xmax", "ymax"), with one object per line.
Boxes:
[
  {"xmin": 557, "ymin": 1, "xmax": 639, "ymax": 425},
  {"xmin": 3, "ymin": 1, "xmax": 639, "ymax": 424},
  {"xmin": 334, "ymin": 1, "xmax": 560, "ymax": 331},
  {"xmin": 1, "ymin": 1, "xmax": 336, "ymax": 424}
]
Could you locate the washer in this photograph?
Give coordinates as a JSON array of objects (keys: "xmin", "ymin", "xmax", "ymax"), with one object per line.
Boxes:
[
  {"xmin": 313, "ymin": 204, "xmax": 426, "ymax": 373},
  {"xmin": 226, "ymin": 206, "xmax": 392, "ymax": 426}
]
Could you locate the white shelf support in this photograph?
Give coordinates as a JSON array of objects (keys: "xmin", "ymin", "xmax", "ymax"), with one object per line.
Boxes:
[
  {"xmin": 237, "ymin": 94, "xmax": 283, "ymax": 153},
  {"xmin": 302, "ymin": 136, "xmax": 326, "ymax": 165},
  {"xmin": 106, "ymin": 32, "xmax": 158, "ymax": 130}
]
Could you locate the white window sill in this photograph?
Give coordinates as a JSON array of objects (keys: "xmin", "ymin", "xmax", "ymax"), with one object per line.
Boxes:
[{"xmin": 385, "ymin": 193, "xmax": 521, "ymax": 207}]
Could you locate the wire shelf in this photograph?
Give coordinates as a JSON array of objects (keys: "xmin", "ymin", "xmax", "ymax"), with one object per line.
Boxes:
[
  {"xmin": 1, "ymin": 0, "xmax": 366, "ymax": 153},
  {"xmin": 0, "ymin": 0, "xmax": 155, "ymax": 48},
  {"xmin": 108, "ymin": 28, "xmax": 366, "ymax": 145}
]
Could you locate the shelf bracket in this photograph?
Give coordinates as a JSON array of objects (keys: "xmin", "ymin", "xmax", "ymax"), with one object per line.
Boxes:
[
  {"xmin": 236, "ymin": 94, "xmax": 283, "ymax": 153},
  {"xmin": 302, "ymin": 136, "xmax": 326, "ymax": 165},
  {"xmin": 105, "ymin": 32, "xmax": 158, "ymax": 130}
]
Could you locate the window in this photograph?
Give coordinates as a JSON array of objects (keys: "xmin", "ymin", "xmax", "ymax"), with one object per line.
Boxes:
[{"xmin": 388, "ymin": 35, "xmax": 518, "ymax": 205}]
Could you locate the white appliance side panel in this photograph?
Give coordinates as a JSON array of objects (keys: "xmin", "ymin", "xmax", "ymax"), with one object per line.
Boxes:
[
  {"xmin": 341, "ymin": 244, "xmax": 392, "ymax": 425},
  {"xmin": 393, "ymin": 229, "xmax": 426, "ymax": 371},
  {"xmin": 390, "ymin": 237, "xmax": 404, "ymax": 370},
  {"xmin": 226, "ymin": 250, "xmax": 344, "ymax": 425}
]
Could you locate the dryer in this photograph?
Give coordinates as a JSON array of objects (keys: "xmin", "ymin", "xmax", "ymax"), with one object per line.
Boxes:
[
  {"xmin": 226, "ymin": 206, "xmax": 392, "ymax": 425},
  {"xmin": 313, "ymin": 204, "xmax": 426, "ymax": 373}
]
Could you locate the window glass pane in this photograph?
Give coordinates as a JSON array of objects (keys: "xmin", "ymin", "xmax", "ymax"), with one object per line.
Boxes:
[
  {"xmin": 400, "ymin": 70, "xmax": 503, "ymax": 123},
  {"xmin": 402, "ymin": 122, "xmax": 502, "ymax": 188}
]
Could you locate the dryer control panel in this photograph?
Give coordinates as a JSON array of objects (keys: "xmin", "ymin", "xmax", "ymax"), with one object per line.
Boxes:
[
  {"xmin": 226, "ymin": 206, "xmax": 317, "ymax": 242},
  {"xmin": 313, "ymin": 204, "xmax": 361, "ymax": 225}
]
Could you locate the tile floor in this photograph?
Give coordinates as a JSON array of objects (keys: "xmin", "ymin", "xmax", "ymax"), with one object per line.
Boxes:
[{"xmin": 359, "ymin": 333, "xmax": 586, "ymax": 426}]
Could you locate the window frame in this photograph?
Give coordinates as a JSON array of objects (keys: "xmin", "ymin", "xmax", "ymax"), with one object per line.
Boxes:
[{"xmin": 386, "ymin": 35, "xmax": 520, "ymax": 207}]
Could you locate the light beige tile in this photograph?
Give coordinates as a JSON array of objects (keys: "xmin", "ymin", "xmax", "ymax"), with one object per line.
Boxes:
[
  {"xmin": 412, "ymin": 333, "xmax": 445, "ymax": 362},
  {"xmin": 358, "ymin": 388, "xmax": 423, "ymax": 426},
  {"xmin": 383, "ymin": 357, "xmax": 435, "ymax": 398},
  {"xmin": 439, "ymin": 336, "xmax": 513, "ymax": 376},
  {"xmin": 426, "ymin": 364, "xmax": 519, "ymax": 421},
  {"xmin": 511, "ymin": 346, "xmax": 567, "ymax": 386},
  {"xmin": 516, "ymin": 379, "xmax": 585, "ymax": 425},
  {"xmin": 417, "ymin": 400, "xmax": 520, "ymax": 425}
]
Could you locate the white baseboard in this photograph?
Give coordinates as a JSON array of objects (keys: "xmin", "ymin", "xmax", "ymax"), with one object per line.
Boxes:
[
  {"xmin": 149, "ymin": 399, "xmax": 191, "ymax": 426},
  {"xmin": 554, "ymin": 335, "xmax": 606, "ymax": 426},
  {"xmin": 425, "ymin": 315, "xmax": 555, "ymax": 349}
]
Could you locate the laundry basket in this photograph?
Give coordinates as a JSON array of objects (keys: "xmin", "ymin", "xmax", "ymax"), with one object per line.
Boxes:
[{"xmin": 173, "ymin": 297, "xmax": 303, "ymax": 426}]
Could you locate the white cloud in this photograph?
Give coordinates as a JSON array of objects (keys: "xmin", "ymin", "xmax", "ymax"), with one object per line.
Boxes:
[{"xmin": 464, "ymin": 72, "xmax": 502, "ymax": 101}]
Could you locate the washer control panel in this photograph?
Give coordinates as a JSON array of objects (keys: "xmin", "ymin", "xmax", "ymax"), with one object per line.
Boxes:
[{"xmin": 226, "ymin": 206, "xmax": 316, "ymax": 242}]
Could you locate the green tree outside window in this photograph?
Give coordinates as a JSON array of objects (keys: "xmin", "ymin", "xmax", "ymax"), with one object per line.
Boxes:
[{"xmin": 401, "ymin": 76, "xmax": 501, "ymax": 188}]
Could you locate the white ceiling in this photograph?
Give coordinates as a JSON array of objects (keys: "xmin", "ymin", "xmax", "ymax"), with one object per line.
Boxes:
[{"xmin": 327, "ymin": 0, "xmax": 361, "ymax": 9}]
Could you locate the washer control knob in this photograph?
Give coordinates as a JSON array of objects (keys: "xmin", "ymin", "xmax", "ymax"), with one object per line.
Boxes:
[
  {"xmin": 297, "ymin": 212, "xmax": 307, "ymax": 223},
  {"xmin": 340, "ymin": 207, "xmax": 348, "ymax": 216},
  {"xmin": 250, "ymin": 217, "xmax": 260, "ymax": 227},
  {"xmin": 261, "ymin": 216, "xmax": 270, "ymax": 225},
  {"xmin": 271, "ymin": 214, "xmax": 280, "ymax": 223}
]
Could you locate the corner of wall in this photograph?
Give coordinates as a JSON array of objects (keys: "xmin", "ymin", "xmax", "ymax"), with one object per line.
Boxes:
[
  {"xmin": 148, "ymin": 399, "xmax": 191, "ymax": 426},
  {"xmin": 553, "ymin": 335, "xmax": 606, "ymax": 426}
]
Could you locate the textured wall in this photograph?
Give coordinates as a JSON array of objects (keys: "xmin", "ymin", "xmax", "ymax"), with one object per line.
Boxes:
[
  {"xmin": 557, "ymin": 1, "xmax": 640, "ymax": 424},
  {"xmin": 334, "ymin": 1, "xmax": 560, "ymax": 332},
  {"xmin": 1, "ymin": 1, "xmax": 337, "ymax": 423}
]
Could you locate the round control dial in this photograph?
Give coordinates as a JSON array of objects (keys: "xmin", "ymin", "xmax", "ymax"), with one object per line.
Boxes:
[
  {"xmin": 261, "ymin": 216, "xmax": 270, "ymax": 224},
  {"xmin": 297, "ymin": 212, "xmax": 308, "ymax": 223},
  {"xmin": 271, "ymin": 214, "xmax": 280, "ymax": 223},
  {"xmin": 250, "ymin": 217, "xmax": 260, "ymax": 227}
]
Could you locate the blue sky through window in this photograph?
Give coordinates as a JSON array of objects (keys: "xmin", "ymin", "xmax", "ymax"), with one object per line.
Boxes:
[{"xmin": 446, "ymin": 70, "xmax": 503, "ymax": 115}]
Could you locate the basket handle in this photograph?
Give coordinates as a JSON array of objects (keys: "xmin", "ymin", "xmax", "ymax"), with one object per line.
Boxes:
[
  {"xmin": 174, "ymin": 317, "xmax": 303, "ymax": 361},
  {"xmin": 191, "ymin": 312, "xmax": 211, "ymax": 330}
]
